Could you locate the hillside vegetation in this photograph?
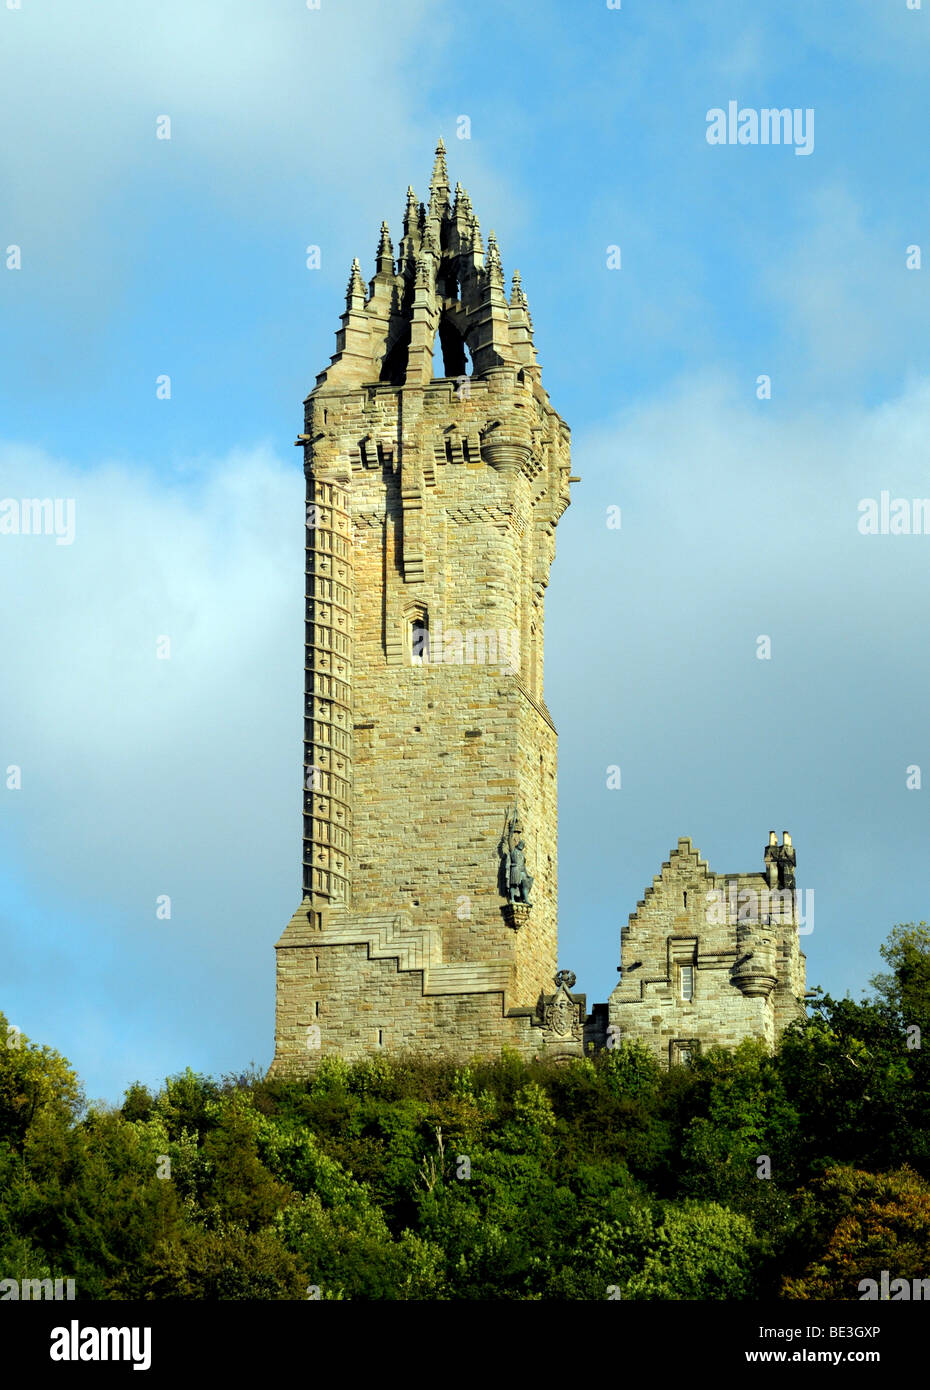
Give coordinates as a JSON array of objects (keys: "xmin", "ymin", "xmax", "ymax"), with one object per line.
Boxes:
[{"xmin": 2, "ymin": 924, "xmax": 928, "ymax": 1300}]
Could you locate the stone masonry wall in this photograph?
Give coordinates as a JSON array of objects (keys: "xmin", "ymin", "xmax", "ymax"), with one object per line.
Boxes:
[{"xmin": 608, "ymin": 836, "xmax": 806, "ymax": 1067}]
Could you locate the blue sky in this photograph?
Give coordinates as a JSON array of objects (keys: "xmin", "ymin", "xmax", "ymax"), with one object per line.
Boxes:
[{"xmin": 2, "ymin": 0, "xmax": 929, "ymax": 1103}]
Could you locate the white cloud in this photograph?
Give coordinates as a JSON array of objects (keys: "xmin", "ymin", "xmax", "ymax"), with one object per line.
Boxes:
[
  {"xmin": 0, "ymin": 440, "xmax": 304, "ymax": 1093},
  {"xmin": 552, "ymin": 371, "xmax": 930, "ymax": 1012},
  {"xmin": 0, "ymin": 0, "xmax": 522, "ymax": 313}
]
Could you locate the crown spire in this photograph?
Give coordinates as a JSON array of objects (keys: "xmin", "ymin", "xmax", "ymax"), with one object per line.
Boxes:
[{"xmin": 315, "ymin": 141, "xmax": 550, "ymax": 388}]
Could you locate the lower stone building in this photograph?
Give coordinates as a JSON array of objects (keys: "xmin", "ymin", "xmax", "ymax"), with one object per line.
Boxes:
[{"xmin": 602, "ymin": 832, "xmax": 807, "ymax": 1066}]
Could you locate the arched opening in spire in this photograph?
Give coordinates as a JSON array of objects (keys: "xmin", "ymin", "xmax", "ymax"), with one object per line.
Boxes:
[
  {"xmin": 380, "ymin": 326, "xmax": 409, "ymax": 385},
  {"xmin": 432, "ymin": 333, "xmax": 446, "ymax": 380},
  {"xmin": 434, "ymin": 317, "xmax": 470, "ymax": 379}
]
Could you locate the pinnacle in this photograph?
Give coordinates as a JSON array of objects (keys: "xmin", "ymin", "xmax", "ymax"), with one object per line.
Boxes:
[
  {"xmin": 403, "ymin": 187, "xmax": 419, "ymax": 236},
  {"xmin": 453, "ymin": 182, "xmax": 472, "ymax": 223},
  {"xmin": 346, "ymin": 257, "xmax": 365, "ymax": 300},
  {"xmin": 375, "ymin": 221, "xmax": 394, "ymax": 275},
  {"xmin": 430, "ymin": 137, "xmax": 450, "ymax": 192}
]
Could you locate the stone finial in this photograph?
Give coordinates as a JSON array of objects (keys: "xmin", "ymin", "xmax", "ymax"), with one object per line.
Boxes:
[
  {"xmin": 471, "ymin": 217, "xmax": 484, "ymax": 256},
  {"xmin": 414, "ymin": 253, "xmax": 431, "ymax": 288},
  {"xmin": 345, "ymin": 257, "xmax": 366, "ymax": 306},
  {"xmin": 486, "ymin": 230, "xmax": 504, "ymax": 287},
  {"xmin": 508, "ymin": 268, "xmax": 538, "ymax": 374},
  {"xmin": 422, "ymin": 221, "xmax": 440, "ymax": 258},
  {"xmin": 430, "ymin": 136, "xmax": 449, "ymax": 189},
  {"xmin": 403, "ymin": 186, "xmax": 419, "ymax": 236},
  {"xmin": 429, "ymin": 139, "xmax": 451, "ymax": 221},
  {"xmin": 375, "ymin": 221, "xmax": 394, "ymax": 277}
]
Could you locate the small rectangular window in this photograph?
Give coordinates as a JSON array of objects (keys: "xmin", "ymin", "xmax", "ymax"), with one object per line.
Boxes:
[
  {"xmin": 680, "ymin": 965, "xmax": 694, "ymax": 1001},
  {"xmin": 679, "ymin": 1047, "xmax": 692, "ymax": 1067}
]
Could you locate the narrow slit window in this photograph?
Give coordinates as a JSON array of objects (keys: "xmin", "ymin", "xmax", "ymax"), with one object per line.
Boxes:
[
  {"xmin": 680, "ymin": 965, "xmax": 694, "ymax": 1001},
  {"xmin": 410, "ymin": 615, "xmax": 430, "ymax": 665}
]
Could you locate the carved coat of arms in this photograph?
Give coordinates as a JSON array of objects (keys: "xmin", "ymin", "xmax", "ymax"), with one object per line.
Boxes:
[{"xmin": 542, "ymin": 975, "xmax": 582, "ymax": 1040}]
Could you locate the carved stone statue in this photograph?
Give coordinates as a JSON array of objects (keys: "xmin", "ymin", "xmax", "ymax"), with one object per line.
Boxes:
[
  {"xmin": 775, "ymin": 844, "xmax": 796, "ymax": 890},
  {"xmin": 499, "ymin": 803, "xmax": 534, "ymax": 906}
]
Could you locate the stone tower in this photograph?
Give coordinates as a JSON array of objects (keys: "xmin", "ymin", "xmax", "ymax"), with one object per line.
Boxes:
[{"xmin": 269, "ymin": 141, "xmax": 577, "ymax": 1074}]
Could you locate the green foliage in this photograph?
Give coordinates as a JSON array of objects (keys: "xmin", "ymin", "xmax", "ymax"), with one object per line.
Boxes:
[
  {"xmin": 777, "ymin": 995, "xmax": 923, "ymax": 1171},
  {"xmin": 870, "ymin": 922, "xmax": 930, "ymax": 1032},
  {"xmin": 142, "ymin": 1225, "xmax": 306, "ymax": 1300},
  {"xmin": 1, "ymin": 919, "xmax": 928, "ymax": 1298},
  {"xmin": 0, "ymin": 1011, "xmax": 83, "ymax": 1148},
  {"xmin": 781, "ymin": 1166, "xmax": 930, "ymax": 1299},
  {"xmin": 622, "ymin": 1201, "xmax": 759, "ymax": 1300}
]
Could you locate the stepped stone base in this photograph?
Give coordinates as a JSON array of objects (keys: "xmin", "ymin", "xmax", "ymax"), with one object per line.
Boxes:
[{"xmin": 269, "ymin": 900, "xmax": 586, "ymax": 1076}]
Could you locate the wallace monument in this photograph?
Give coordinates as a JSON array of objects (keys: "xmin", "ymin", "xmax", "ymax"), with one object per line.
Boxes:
[{"xmin": 268, "ymin": 142, "xmax": 806, "ymax": 1077}]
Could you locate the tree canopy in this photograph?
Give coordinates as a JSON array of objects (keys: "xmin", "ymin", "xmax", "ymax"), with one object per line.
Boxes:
[{"xmin": 1, "ymin": 923, "xmax": 928, "ymax": 1299}]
